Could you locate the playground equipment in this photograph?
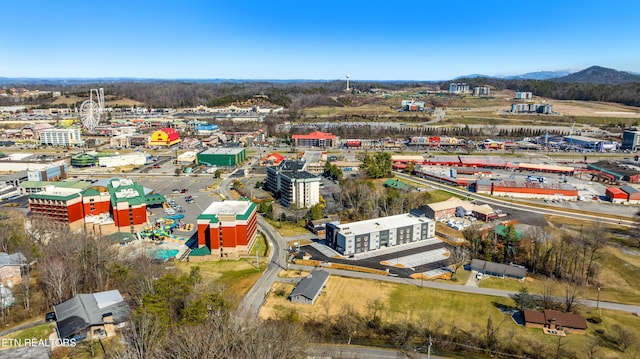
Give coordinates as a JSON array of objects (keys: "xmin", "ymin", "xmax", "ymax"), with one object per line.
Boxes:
[{"xmin": 139, "ymin": 224, "xmax": 172, "ymax": 239}]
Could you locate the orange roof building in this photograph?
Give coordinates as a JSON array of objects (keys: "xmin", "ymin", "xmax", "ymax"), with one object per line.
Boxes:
[
  {"xmin": 262, "ymin": 152, "xmax": 285, "ymax": 166},
  {"xmin": 149, "ymin": 128, "xmax": 181, "ymax": 146},
  {"xmin": 292, "ymin": 131, "xmax": 337, "ymax": 148}
]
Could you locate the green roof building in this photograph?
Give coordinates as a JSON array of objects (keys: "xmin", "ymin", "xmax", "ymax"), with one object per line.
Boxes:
[{"xmin": 197, "ymin": 148, "xmax": 246, "ymax": 167}]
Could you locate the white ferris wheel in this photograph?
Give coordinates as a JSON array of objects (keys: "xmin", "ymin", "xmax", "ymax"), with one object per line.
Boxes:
[{"xmin": 79, "ymin": 88, "xmax": 104, "ymax": 132}]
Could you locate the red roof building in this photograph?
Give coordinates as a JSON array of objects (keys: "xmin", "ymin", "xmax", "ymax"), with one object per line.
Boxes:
[
  {"xmin": 262, "ymin": 152, "xmax": 285, "ymax": 166},
  {"xmin": 149, "ymin": 128, "xmax": 181, "ymax": 146},
  {"xmin": 292, "ymin": 131, "xmax": 337, "ymax": 148},
  {"xmin": 606, "ymin": 187, "xmax": 627, "ymax": 203},
  {"xmin": 490, "ymin": 180, "xmax": 578, "ymax": 200}
]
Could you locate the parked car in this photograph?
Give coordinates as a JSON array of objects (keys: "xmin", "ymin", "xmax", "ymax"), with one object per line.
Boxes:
[
  {"xmin": 180, "ymin": 189, "xmax": 188, "ymax": 193},
  {"xmin": 45, "ymin": 312, "xmax": 56, "ymax": 322}
]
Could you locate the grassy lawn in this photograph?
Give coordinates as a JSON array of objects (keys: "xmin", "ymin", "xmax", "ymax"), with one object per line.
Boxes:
[
  {"xmin": 249, "ymin": 233, "xmax": 268, "ymax": 257},
  {"xmin": 261, "ymin": 275, "xmax": 640, "ymax": 358},
  {"xmin": 0, "ymin": 323, "xmax": 55, "ymax": 347},
  {"xmin": 426, "ymin": 189, "xmax": 466, "ymax": 203},
  {"xmin": 175, "ymin": 260, "xmax": 263, "ymax": 310},
  {"xmin": 263, "ymin": 218, "xmax": 311, "ymax": 237},
  {"xmin": 477, "ymin": 245, "xmax": 640, "ymax": 306}
]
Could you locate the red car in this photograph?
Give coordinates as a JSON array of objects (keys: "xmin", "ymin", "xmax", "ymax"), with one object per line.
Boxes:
[{"xmin": 180, "ymin": 189, "xmax": 188, "ymax": 193}]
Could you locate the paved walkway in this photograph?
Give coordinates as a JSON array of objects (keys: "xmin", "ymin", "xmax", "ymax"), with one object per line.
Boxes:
[{"xmin": 465, "ymin": 270, "xmax": 479, "ymax": 287}]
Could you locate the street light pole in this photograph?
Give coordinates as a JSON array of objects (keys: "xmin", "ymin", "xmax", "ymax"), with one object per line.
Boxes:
[{"xmin": 597, "ymin": 287, "xmax": 601, "ymax": 310}]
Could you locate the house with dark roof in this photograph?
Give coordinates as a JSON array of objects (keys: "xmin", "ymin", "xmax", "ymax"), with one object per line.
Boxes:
[
  {"xmin": 288, "ymin": 270, "xmax": 330, "ymax": 305},
  {"xmin": 470, "ymin": 259, "xmax": 527, "ymax": 280},
  {"xmin": 54, "ymin": 290, "xmax": 130, "ymax": 341},
  {"xmin": 523, "ymin": 309, "xmax": 587, "ymax": 334}
]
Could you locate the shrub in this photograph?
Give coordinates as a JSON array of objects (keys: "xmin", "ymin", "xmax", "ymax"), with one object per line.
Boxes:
[{"xmin": 590, "ymin": 316, "xmax": 602, "ymax": 324}]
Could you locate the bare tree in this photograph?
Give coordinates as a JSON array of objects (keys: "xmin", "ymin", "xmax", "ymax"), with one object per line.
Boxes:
[
  {"xmin": 584, "ymin": 338, "xmax": 602, "ymax": 359},
  {"xmin": 563, "ymin": 283, "xmax": 580, "ymax": 312},
  {"xmin": 114, "ymin": 312, "xmax": 167, "ymax": 359},
  {"xmin": 540, "ymin": 281, "xmax": 557, "ymax": 309},
  {"xmin": 612, "ymin": 324, "xmax": 636, "ymax": 352},
  {"xmin": 462, "ymin": 224, "xmax": 483, "ymax": 257},
  {"xmin": 448, "ymin": 245, "xmax": 468, "ymax": 280}
]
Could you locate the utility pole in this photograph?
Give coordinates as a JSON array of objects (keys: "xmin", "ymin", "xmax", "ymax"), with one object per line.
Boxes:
[{"xmin": 427, "ymin": 334, "xmax": 432, "ymax": 359}]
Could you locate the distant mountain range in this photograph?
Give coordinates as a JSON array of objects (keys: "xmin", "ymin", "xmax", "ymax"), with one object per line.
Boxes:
[
  {"xmin": 552, "ymin": 66, "xmax": 640, "ymax": 84},
  {"xmin": 454, "ymin": 70, "xmax": 571, "ymax": 81},
  {"xmin": 1, "ymin": 66, "xmax": 639, "ymax": 86},
  {"xmin": 454, "ymin": 66, "xmax": 640, "ymax": 84}
]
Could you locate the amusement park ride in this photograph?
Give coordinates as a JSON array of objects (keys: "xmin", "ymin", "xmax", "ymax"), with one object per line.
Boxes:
[{"xmin": 79, "ymin": 88, "xmax": 105, "ymax": 132}]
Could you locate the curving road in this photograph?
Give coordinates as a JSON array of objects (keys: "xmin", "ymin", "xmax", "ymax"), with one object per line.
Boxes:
[{"xmin": 221, "ymin": 160, "xmax": 289, "ymax": 317}]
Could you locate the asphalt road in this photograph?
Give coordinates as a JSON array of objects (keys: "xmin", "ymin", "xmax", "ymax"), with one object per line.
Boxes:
[
  {"xmin": 309, "ymin": 343, "xmax": 440, "ymax": 359},
  {"xmin": 222, "ymin": 159, "xmax": 288, "ymax": 317}
]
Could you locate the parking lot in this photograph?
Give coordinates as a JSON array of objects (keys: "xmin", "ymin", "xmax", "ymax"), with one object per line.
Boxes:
[{"xmin": 135, "ymin": 174, "xmax": 224, "ymax": 241}]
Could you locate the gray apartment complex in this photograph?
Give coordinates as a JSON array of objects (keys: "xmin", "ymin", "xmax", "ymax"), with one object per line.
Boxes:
[{"xmin": 326, "ymin": 213, "xmax": 435, "ymax": 256}]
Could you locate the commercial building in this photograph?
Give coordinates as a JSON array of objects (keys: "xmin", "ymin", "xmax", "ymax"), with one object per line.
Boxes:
[
  {"xmin": 265, "ymin": 160, "xmax": 321, "ymax": 208},
  {"xmin": 39, "ymin": 128, "xmax": 84, "ymax": 147},
  {"xmin": 106, "ymin": 179, "xmax": 150, "ymax": 233},
  {"xmin": 563, "ymin": 135, "xmax": 618, "ymax": 151},
  {"xmin": 148, "ymin": 128, "xmax": 181, "ymax": 146},
  {"xmin": 587, "ymin": 161, "xmax": 640, "ymax": 183},
  {"xmin": 28, "ymin": 185, "xmax": 85, "ymax": 230},
  {"xmin": 27, "ymin": 163, "xmax": 68, "ymax": 182},
  {"xmin": 420, "ymin": 197, "xmax": 497, "ymax": 222},
  {"xmin": 449, "ymin": 83, "xmax": 469, "ymax": 94},
  {"xmin": 514, "ymin": 92, "xmax": 533, "ymax": 100},
  {"xmin": 71, "ymin": 153, "xmax": 98, "ymax": 167},
  {"xmin": 98, "ymin": 153, "xmax": 150, "ymax": 168},
  {"xmin": 197, "ymin": 148, "xmax": 246, "ymax": 167},
  {"xmin": 511, "ymin": 103, "xmax": 553, "ymax": 114},
  {"xmin": 326, "ymin": 213, "xmax": 436, "ymax": 256},
  {"xmin": 27, "ymin": 178, "xmax": 160, "ymax": 234},
  {"xmin": 621, "ymin": 185, "xmax": 640, "ymax": 204},
  {"xmin": 292, "ymin": 131, "xmax": 337, "ymax": 148},
  {"xmin": 473, "ymin": 86, "xmax": 491, "ymax": 96},
  {"xmin": 622, "ymin": 128, "xmax": 640, "ymax": 151},
  {"xmin": 193, "ymin": 199, "xmax": 258, "ymax": 261},
  {"xmin": 194, "ymin": 124, "xmax": 220, "ymax": 136},
  {"xmin": 486, "ymin": 180, "xmax": 578, "ymax": 200},
  {"xmin": 605, "ymin": 187, "xmax": 627, "ymax": 203}
]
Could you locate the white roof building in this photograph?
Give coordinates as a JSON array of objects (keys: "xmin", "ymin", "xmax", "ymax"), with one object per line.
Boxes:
[{"xmin": 326, "ymin": 213, "xmax": 435, "ymax": 256}]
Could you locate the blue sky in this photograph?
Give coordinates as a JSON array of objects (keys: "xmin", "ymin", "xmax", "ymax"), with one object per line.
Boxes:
[{"xmin": 2, "ymin": 0, "xmax": 639, "ymax": 80}]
